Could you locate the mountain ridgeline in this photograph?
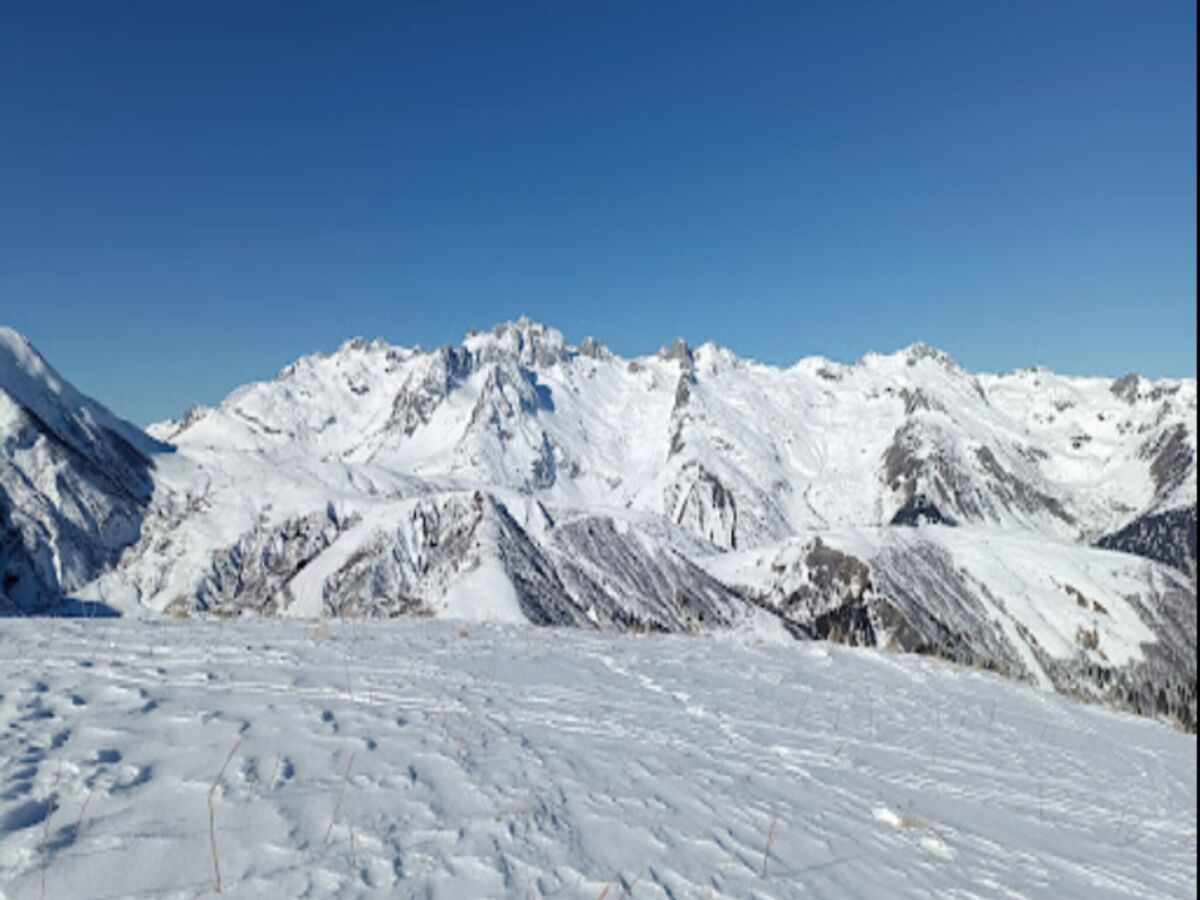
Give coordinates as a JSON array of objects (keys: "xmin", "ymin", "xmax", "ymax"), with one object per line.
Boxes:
[{"xmin": 1, "ymin": 320, "xmax": 1196, "ymax": 728}]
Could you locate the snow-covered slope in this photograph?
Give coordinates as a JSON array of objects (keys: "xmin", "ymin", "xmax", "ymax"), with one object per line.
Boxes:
[
  {"xmin": 0, "ymin": 618, "xmax": 1194, "ymax": 899},
  {"xmin": 0, "ymin": 328, "xmax": 165, "ymax": 612},
  {"xmin": 702, "ymin": 526, "xmax": 1197, "ymax": 728},
  {"xmin": 2, "ymin": 320, "xmax": 1196, "ymax": 728}
]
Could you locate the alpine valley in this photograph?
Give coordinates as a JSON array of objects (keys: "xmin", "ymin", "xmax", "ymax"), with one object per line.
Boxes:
[{"xmin": 1, "ymin": 319, "xmax": 1196, "ymax": 729}]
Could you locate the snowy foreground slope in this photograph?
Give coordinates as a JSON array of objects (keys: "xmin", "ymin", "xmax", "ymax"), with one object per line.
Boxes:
[{"xmin": 0, "ymin": 618, "xmax": 1195, "ymax": 900}]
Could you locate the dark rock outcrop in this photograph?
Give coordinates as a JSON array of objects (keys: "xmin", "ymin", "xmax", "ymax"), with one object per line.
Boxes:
[
  {"xmin": 890, "ymin": 494, "xmax": 956, "ymax": 527},
  {"xmin": 1097, "ymin": 506, "xmax": 1197, "ymax": 580}
]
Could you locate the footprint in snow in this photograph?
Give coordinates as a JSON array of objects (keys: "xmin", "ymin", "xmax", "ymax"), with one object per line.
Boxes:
[
  {"xmin": 0, "ymin": 796, "xmax": 56, "ymax": 832},
  {"xmin": 111, "ymin": 764, "xmax": 153, "ymax": 794},
  {"xmin": 240, "ymin": 756, "xmax": 260, "ymax": 784},
  {"xmin": 21, "ymin": 700, "xmax": 55, "ymax": 721},
  {"xmin": 277, "ymin": 757, "xmax": 296, "ymax": 783},
  {"xmin": 2, "ymin": 771, "xmax": 35, "ymax": 801}
]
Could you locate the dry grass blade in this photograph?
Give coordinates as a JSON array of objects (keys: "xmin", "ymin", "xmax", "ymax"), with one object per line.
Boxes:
[
  {"xmin": 343, "ymin": 650, "xmax": 355, "ymax": 705},
  {"xmin": 324, "ymin": 752, "xmax": 357, "ymax": 845},
  {"xmin": 73, "ymin": 787, "xmax": 94, "ymax": 840},
  {"xmin": 41, "ymin": 761, "xmax": 63, "ymax": 900},
  {"xmin": 267, "ymin": 754, "xmax": 282, "ymax": 793},
  {"xmin": 208, "ymin": 735, "xmax": 244, "ymax": 894},
  {"xmin": 761, "ymin": 811, "xmax": 779, "ymax": 877}
]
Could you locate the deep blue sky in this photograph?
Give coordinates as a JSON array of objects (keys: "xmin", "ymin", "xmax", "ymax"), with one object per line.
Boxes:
[{"xmin": 2, "ymin": 1, "xmax": 1195, "ymax": 424}]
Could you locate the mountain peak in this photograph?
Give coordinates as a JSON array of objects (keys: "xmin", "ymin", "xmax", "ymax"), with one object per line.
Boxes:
[
  {"xmin": 1111, "ymin": 371, "xmax": 1142, "ymax": 403},
  {"xmin": 658, "ymin": 337, "xmax": 694, "ymax": 364},
  {"xmin": 464, "ymin": 317, "xmax": 568, "ymax": 368},
  {"xmin": 0, "ymin": 326, "xmax": 164, "ymax": 459},
  {"xmin": 0, "ymin": 326, "xmax": 63, "ymax": 401},
  {"xmin": 902, "ymin": 342, "xmax": 959, "ymax": 370}
]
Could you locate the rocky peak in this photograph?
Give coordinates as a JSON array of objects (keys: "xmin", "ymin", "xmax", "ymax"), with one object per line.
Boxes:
[
  {"xmin": 658, "ymin": 338, "xmax": 697, "ymax": 382},
  {"xmin": 577, "ymin": 336, "xmax": 610, "ymax": 360},
  {"xmin": 903, "ymin": 342, "xmax": 960, "ymax": 371},
  {"xmin": 1111, "ymin": 372, "xmax": 1142, "ymax": 404},
  {"xmin": 466, "ymin": 317, "xmax": 568, "ymax": 369}
]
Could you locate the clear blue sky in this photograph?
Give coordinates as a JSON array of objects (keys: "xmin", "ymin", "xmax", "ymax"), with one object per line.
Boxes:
[{"xmin": 2, "ymin": 1, "xmax": 1195, "ymax": 424}]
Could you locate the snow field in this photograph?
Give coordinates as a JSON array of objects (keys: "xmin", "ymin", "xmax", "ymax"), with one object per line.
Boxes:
[{"xmin": 0, "ymin": 618, "xmax": 1194, "ymax": 899}]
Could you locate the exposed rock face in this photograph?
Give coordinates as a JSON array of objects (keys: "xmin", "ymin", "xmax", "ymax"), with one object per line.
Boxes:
[
  {"xmin": 890, "ymin": 494, "xmax": 956, "ymax": 527},
  {"xmin": 898, "ymin": 387, "xmax": 946, "ymax": 415},
  {"xmin": 178, "ymin": 505, "xmax": 359, "ymax": 616},
  {"xmin": 667, "ymin": 374, "xmax": 693, "ymax": 458},
  {"xmin": 1142, "ymin": 424, "xmax": 1193, "ymax": 504},
  {"xmin": 881, "ymin": 420, "xmax": 986, "ymax": 521},
  {"xmin": 577, "ymin": 336, "xmax": 609, "ymax": 360},
  {"xmin": 1026, "ymin": 574, "xmax": 1197, "ymax": 731},
  {"xmin": 659, "ymin": 337, "xmax": 694, "ymax": 369},
  {"xmin": 732, "ymin": 532, "xmax": 1197, "ymax": 729},
  {"xmin": 905, "ymin": 342, "xmax": 959, "ymax": 370},
  {"xmin": 668, "ymin": 464, "xmax": 738, "ymax": 550},
  {"xmin": 1111, "ymin": 372, "xmax": 1141, "ymax": 403},
  {"xmin": 881, "ymin": 420, "xmax": 1075, "ymax": 530},
  {"xmin": 754, "ymin": 538, "xmax": 877, "ymax": 644},
  {"xmin": 161, "ymin": 491, "xmax": 755, "ymax": 634},
  {"xmin": 471, "ymin": 318, "xmax": 569, "ymax": 369},
  {"xmin": 866, "ymin": 542, "xmax": 1033, "ymax": 676},
  {"xmin": 547, "ymin": 516, "xmax": 749, "ymax": 631},
  {"xmin": 973, "ymin": 446, "xmax": 1075, "ymax": 525},
  {"xmin": 387, "ymin": 353, "xmax": 457, "ymax": 437},
  {"xmin": 318, "ymin": 493, "xmax": 556, "ymax": 621}
]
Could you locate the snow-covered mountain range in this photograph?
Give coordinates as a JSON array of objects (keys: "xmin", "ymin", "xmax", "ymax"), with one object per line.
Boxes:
[{"xmin": 1, "ymin": 319, "xmax": 1196, "ymax": 727}]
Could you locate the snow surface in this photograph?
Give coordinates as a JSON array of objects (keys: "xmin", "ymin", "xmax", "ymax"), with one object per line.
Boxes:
[{"xmin": 0, "ymin": 618, "xmax": 1194, "ymax": 899}]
